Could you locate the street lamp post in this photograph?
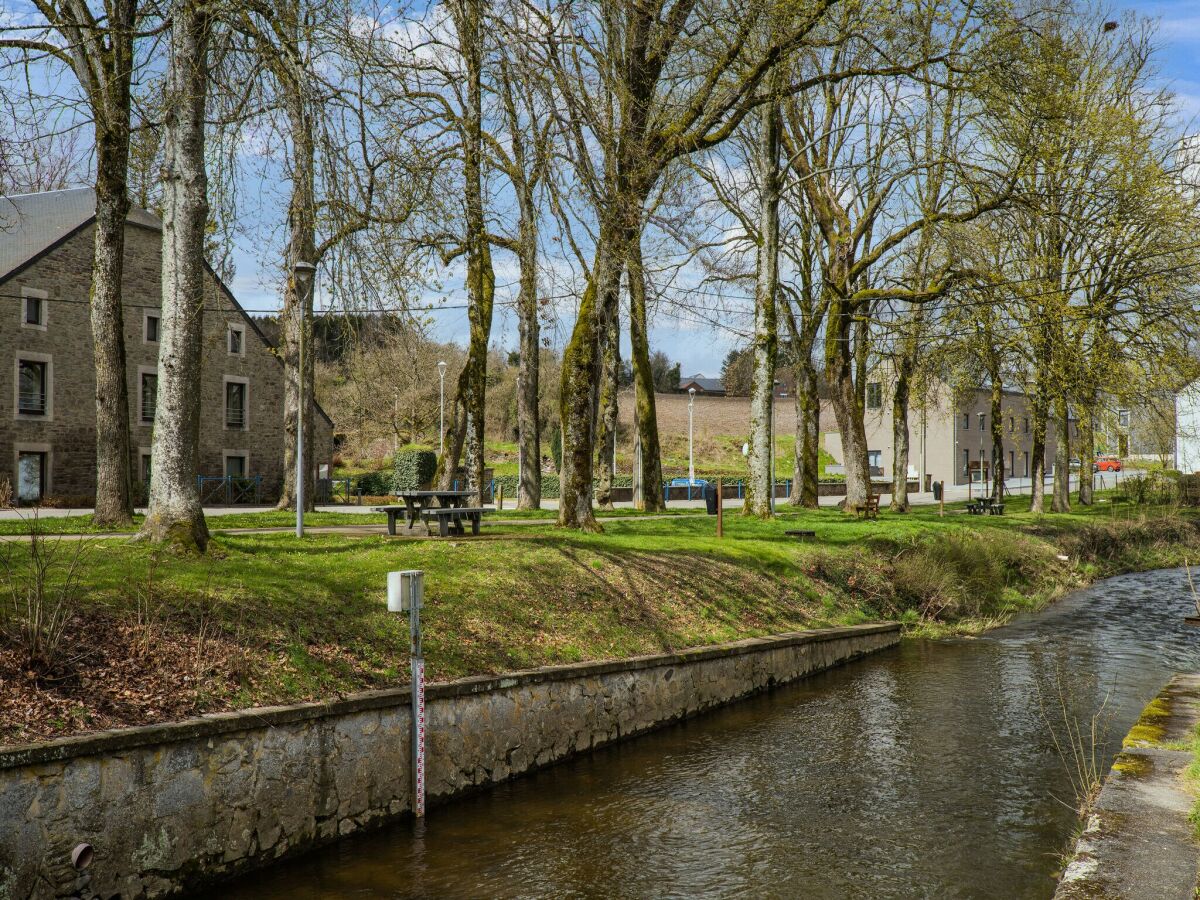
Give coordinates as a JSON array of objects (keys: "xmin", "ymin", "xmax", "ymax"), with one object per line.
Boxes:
[
  {"xmin": 688, "ymin": 387, "xmax": 696, "ymax": 486},
  {"xmin": 437, "ymin": 360, "xmax": 447, "ymax": 456},
  {"xmin": 292, "ymin": 260, "xmax": 316, "ymax": 538}
]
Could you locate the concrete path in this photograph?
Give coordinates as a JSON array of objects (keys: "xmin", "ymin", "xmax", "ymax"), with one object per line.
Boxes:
[{"xmin": 1057, "ymin": 674, "xmax": 1200, "ymax": 899}]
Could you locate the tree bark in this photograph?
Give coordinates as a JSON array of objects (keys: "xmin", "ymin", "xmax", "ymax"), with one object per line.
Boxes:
[
  {"xmin": 791, "ymin": 355, "xmax": 820, "ymax": 508},
  {"xmin": 1030, "ymin": 396, "xmax": 1048, "ymax": 514},
  {"xmin": 990, "ymin": 379, "xmax": 1005, "ymax": 501},
  {"xmin": 275, "ymin": 86, "xmax": 318, "ymax": 513},
  {"xmin": 745, "ymin": 102, "xmax": 781, "ymax": 518},
  {"xmin": 515, "ymin": 187, "xmax": 541, "ymax": 509},
  {"xmin": 594, "ymin": 257, "xmax": 622, "ymax": 509},
  {"xmin": 139, "ymin": 0, "xmax": 210, "ymax": 551},
  {"xmin": 1052, "ymin": 395, "xmax": 1071, "ymax": 513},
  {"xmin": 627, "ymin": 235, "xmax": 665, "ymax": 511},
  {"xmin": 891, "ymin": 363, "xmax": 912, "ymax": 512}
]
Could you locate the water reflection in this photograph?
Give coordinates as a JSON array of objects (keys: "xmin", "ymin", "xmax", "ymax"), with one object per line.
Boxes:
[{"xmin": 211, "ymin": 569, "xmax": 1199, "ymax": 899}]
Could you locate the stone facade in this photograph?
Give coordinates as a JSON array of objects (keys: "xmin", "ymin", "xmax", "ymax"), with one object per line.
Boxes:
[
  {"xmin": 0, "ymin": 211, "xmax": 332, "ymax": 505},
  {"xmin": 0, "ymin": 623, "xmax": 899, "ymax": 899}
]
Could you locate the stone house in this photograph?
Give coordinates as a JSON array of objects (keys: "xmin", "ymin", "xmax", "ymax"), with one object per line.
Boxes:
[
  {"xmin": 824, "ymin": 369, "xmax": 1071, "ymax": 488},
  {"xmin": 0, "ymin": 187, "xmax": 333, "ymax": 504}
]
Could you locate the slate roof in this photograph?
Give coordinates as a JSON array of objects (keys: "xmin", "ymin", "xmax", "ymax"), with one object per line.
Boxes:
[
  {"xmin": 0, "ymin": 187, "xmax": 161, "ymax": 281},
  {"xmin": 680, "ymin": 374, "xmax": 725, "ymax": 393}
]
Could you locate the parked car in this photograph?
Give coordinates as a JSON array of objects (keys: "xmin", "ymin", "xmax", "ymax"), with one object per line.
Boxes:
[{"xmin": 1094, "ymin": 455, "xmax": 1123, "ymax": 472}]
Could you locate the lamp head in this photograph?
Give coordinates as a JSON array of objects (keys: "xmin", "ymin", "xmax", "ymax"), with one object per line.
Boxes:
[
  {"xmin": 689, "ymin": 387, "xmax": 696, "ymax": 398},
  {"xmin": 292, "ymin": 260, "xmax": 316, "ymax": 295},
  {"xmin": 437, "ymin": 360, "xmax": 447, "ymax": 376}
]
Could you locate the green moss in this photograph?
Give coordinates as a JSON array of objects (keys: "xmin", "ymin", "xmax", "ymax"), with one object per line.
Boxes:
[
  {"xmin": 1123, "ymin": 695, "xmax": 1173, "ymax": 749},
  {"xmin": 1111, "ymin": 752, "xmax": 1152, "ymax": 777}
]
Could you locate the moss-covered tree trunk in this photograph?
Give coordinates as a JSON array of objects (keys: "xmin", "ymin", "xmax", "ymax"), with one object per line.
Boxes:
[
  {"xmin": 791, "ymin": 355, "xmax": 820, "ymax": 508},
  {"xmin": 1078, "ymin": 406, "xmax": 1095, "ymax": 506},
  {"xmin": 990, "ymin": 379, "xmax": 1005, "ymax": 501},
  {"xmin": 1030, "ymin": 393, "xmax": 1048, "ymax": 514},
  {"xmin": 891, "ymin": 363, "xmax": 912, "ymax": 512},
  {"xmin": 594, "ymin": 253, "xmax": 623, "ymax": 510},
  {"xmin": 515, "ymin": 184, "xmax": 541, "ymax": 509},
  {"xmin": 557, "ymin": 258, "xmax": 604, "ymax": 531},
  {"xmin": 139, "ymin": 0, "xmax": 211, "ymax": 552},
  {"xmin": 627, "ymin": 234, "xmax": 665, "ymax": 511},
  {"xmin": 1052, "ymin": 395, "xmax": 1072, "ymax": 513},
  {"xmin": 745, "ymin": 102, "xmax": 781, "ymax": 518}
]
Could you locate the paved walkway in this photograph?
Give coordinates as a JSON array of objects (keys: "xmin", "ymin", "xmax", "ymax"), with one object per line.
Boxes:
[{"xmin": 1057, "ymin": 673, "xmax": 1200, "ymax": 899}]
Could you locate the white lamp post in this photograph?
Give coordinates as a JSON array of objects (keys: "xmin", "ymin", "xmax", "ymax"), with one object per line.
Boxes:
[
  {"xmin": 688, "ymin": 387, "xmax": 696, "ymax": 486},
  {"xmin": 437, "ymin": 360, "xmax": 448, "ymax": 455},
  {"xmin": 293, "ymin": 259, "xmax": 316, "ymax": 538}
]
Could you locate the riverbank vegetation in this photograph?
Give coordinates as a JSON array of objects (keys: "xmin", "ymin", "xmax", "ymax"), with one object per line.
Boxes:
[{"xmin": 2, "ymin": 500, "xmax": 1198, "ymax": 746}]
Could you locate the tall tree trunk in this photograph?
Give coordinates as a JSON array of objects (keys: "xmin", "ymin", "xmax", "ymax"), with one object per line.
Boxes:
[
  {"xmin": 515, "ymin": 190, "xmax": 541, "ymax": 509},
  {"xmin": 1052, "ymin": 395, "xmax": 1071, "ymax": 513},
  {"xmin": 436, "ymin": 0, "xmax": 495, "ymax": 506},
  {"xmin": 891, "ymin": 363, "xmax": 912, "ymax": 512},
  {"xmin": 745, "ymin": 102, "xmax": 780, "ymax": 518},
  {"xmin": 627, "ymin": 235, "xmax": 664, "ymax": 511},
  {"xmin": 276, "ymin": 91, "xmax": 317, "ymax": 512},
  {"xmin": 1078, "ymin": 389, "xmax": 1096, "ymax": 505},
  {"xmin": 1030, "ymin": 397, "xmax": 1048, "ymax": 514},
  {"xmin": 989, "ymin": 380, "xmax": 1004, "ymax": 500},
  {"xmin": 792, "ymin": 355, "xmax": 820, "ymax": 508},
  {"xmin": 139, "ymin": 0, "xmax": 210, "ymax": 550},
  {"xmin": 594, "ymin": 260, "xmax": 622, "ymax": 509}
]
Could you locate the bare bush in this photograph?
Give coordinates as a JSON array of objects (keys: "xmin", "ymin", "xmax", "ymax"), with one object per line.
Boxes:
[{"xmin": 0, "ymin": 514, "xmax": 88, "ymax": 669}]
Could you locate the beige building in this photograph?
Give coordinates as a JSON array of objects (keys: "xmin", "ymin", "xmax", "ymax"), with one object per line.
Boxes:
[
  {"xmin": 825, "ymin": 374, "xmax": 1070, "ymax": 488},
  {"xmin": 0, "ymin": 188, "xmax": 332, "ymax": 505}
]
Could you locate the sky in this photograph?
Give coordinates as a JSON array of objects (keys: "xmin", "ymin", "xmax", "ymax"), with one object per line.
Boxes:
[{"xmin": 8, "ymin": 1, "xmax": 1192, "ymax": 382}]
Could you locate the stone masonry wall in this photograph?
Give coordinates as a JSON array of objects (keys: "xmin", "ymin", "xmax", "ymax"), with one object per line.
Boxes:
[
  {"xmin": 0, "ymin": 623, "xmax": 898, "ymax": 899},
  {"xmin": 0, "ymin": 220, "xmax": 333, "ymax": 504}
]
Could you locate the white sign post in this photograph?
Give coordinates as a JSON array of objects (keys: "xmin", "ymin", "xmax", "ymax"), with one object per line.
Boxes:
[{"xmin": 388, "ymin": 570, "xmax": 425, "ymax": 818}]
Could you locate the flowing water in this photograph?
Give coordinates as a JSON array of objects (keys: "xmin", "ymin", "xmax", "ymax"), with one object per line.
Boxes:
[{"xmin": 214, "ymin": 569, "xmax": 1200, "ymax": 899}]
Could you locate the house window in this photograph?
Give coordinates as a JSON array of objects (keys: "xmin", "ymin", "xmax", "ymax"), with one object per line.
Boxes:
[
  {"xmin": 225, "ymin": 380, "xmax": 247, "ymax": 429},
  {"xmin": 224, "ymin": 454, "xmax": 247, "ymax": 478},
  {"xmin": 1023, "ymin": 417, "xmax": 1030, "ymax": 434},
  {"xmin": 868, "ymin": 450, "xmax": 882, "ymax": 472},
  {"xmin": 24, "ymin": 296, "xmax": 43, "ymax": 326},
  {"xmin": 140, "ymin": 371, "xmax": 157, "ymax": 424},
  {"xmin": 20, "ymin": 288, "xmax": 47, "ymax": 330},
  {"xmin": 17, "ymin": 360, "xmax": 47, "ymax": 416},
  {"xmin": 144, "ymin": 312, "xmax": 160, "ymax": 343},
  {"xmin": 1117, "ymin": 408, "xmax": 1130, "ymax": 429},
  {"xmin": 1009, "ymin": 416, "xmax": 1015, "ymax": 433},
  {"xmin": 140, "ymin": 452, "xmax": 152, "ymax": 485},
  {"xmin": 1009, "ymin": 449, "xmax": 1015, "ymax": 476},
  {"xmin": 865, "ymin": 382, "xmax": 882, "ymax": 410},
  {"xmin": 962, "ymin": 448, "xmax": 970, "ymax": 475},
  {"xmin": 979, "ymin": 414, "xmax": 986, "ymax": 431},
  {"xmin": 228, "ymin": 325, "xmax": 245, "ymax": 356},
  {"xmin": 16, "ymin": 451, "xmax": 46, "ymax": 503},
  {"xmin": 1024, "ymin": 452, "xmax": 1030, "ymax": 477},
  {"xmin": 962, "ymin": 413, "xmax": 969, "ymax": 430}
]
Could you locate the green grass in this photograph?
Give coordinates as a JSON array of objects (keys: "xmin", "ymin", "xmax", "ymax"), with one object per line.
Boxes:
[{"xmin": 4, "ymin": 493, "xmax": 1198, "ymax": 743}]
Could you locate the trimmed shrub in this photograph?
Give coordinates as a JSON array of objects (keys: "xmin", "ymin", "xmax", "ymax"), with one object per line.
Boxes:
[
  {"xmin": 549, "ymin": 423, "xmax": 562, "ymax": 473},
  {"xmin": 392, "ymin": 450, "xmax": 437, "ymax": 492},
  {"xmin": 356, "ymin": 470, "xmax": 394, "ymax": 497}
]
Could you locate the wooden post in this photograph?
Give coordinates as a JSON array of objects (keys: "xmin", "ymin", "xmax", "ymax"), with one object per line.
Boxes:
[
  {"xmin": 497, "ymin": 482, "xmax": 504, "ymax": 510},
  {"xmin": 939, "ymin": 482, "xmax": 945, "ymax": 518},
  {"xmin": 717, "ymin": 477, "xmax": 724, "ymax": 538}
]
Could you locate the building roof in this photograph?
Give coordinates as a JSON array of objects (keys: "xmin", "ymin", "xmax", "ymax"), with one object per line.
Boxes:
[
  {"xmin": 680, "ymin": 374, "xmax": 725, "ymax": 393},
  {"xmin": 0, "ymin": 187, "xmax": 160, "ymax": 281}
]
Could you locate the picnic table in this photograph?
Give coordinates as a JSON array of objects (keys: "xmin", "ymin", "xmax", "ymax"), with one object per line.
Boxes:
[
  {"xmin": 375, "ymin": 490, "xmax": 476, "ymax": 535},
  {"xmin": 966, "ymin": 496, "xmax": 1005, "ymax": 516}
]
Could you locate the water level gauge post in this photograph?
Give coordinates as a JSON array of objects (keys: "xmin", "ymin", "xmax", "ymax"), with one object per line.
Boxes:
[{"xmin": 388, "ymin": 570, "xmax": 426, "ymax": 817}]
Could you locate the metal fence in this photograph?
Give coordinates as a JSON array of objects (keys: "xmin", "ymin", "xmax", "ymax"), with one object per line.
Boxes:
[{"xmin": 196, "ymin": 475, "xmax": 262, "ymax": 505}]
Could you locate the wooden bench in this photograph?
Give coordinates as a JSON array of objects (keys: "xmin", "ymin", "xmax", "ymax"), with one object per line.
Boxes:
[
  {"xmin": 373, "ymin": 505, "xmax": 408, "ymax": 536},
  {"xmin": 856, "ymin": 495, "xmax": 880, "ymax": 520},
  {"xmin": 422, "ymin": 506, "xmax": 487, "ymax": 537}
]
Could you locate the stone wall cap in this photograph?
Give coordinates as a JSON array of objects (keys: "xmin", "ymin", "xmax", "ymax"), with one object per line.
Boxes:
[{"xmin": 0, "ymin": 622, "xmax": 898, "ymax": 769}]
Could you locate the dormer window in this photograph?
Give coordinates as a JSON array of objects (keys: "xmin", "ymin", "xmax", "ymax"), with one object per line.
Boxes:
[
  {"xmin": 144, "ymin": 312, "xmax": 160, "ymax": 343},
  {"xmin": 228, "ymin": 324, "xmax": 245, "ymax": 356}
]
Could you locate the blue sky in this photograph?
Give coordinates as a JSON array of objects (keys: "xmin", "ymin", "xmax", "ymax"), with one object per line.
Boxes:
[{"xmin": 193, "ymin": 1, "xmax": 1200, "ymax": 380}]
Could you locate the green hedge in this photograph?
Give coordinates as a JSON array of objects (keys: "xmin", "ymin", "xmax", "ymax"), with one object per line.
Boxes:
[
  {"xmin": 392, "ymin": 450, "xmax": 438, "ymax": 492},
  {"xmin": 355, "ymin": 470, "xmax": 394, "ymax": 496}
]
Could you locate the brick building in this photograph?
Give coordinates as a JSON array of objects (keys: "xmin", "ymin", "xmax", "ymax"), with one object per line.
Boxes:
[{"xmin": 0, "ymin": 188, "xmax": 332, "ymax": 504}]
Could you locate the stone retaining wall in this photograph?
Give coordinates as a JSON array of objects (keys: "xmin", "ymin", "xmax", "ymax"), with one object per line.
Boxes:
[{"xmin": 0, "ymin": 623, "xmax": 899, "ymax": 899}]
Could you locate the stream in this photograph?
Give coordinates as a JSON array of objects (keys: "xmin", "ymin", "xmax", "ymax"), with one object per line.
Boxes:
[{"xmin": 212, "ymin": 568, "xmax": 1200, "ymax": 898}]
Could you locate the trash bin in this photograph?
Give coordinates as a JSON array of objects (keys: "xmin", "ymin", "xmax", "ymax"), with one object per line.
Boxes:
[
  {"xmin": 932, "ymin": 480, "xmax": 943, "ymax": 501},
  {"xmin": 704, "ymin": 482, "xmax": 719, "ymax": 515}
]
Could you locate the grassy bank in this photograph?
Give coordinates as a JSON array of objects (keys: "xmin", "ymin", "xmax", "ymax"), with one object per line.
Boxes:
[{"xmin": 1, "ymin": 497, "xmax": 1197, "ymax": 746}]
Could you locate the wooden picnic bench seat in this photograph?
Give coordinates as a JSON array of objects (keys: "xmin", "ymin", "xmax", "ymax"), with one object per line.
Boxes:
[
  {"xmin": 422, "ymin": 506, "xmax": 487, "ymax": 537},
  {"xmin": 856, "ymin": 495, "xmax": 880, "ymax": 520},
  {"xmin": 373, "ymin": 505, "xmax": 409, "ymax": 536}
]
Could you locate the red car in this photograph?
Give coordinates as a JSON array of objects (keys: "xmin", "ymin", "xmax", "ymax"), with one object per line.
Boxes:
[{"xmin": 1094, "ymin": 455, "xmax": 1123, "ymax": 472}]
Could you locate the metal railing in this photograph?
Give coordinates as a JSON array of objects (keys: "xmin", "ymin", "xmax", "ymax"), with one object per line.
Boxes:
[
  {"xmin": 225, "ymin": 406, "xmax": 246, "ymax": 429},
  {"xmin": 197, "ymin": 475, "xmax": 262, "ymax": 505},
  {"xmin": 17, "ymin": 390, "xmax": 46, "ymax": 416},
  {"xmin": 140, "ymin": 395, "xmax": 156, "ymax": 423}
]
